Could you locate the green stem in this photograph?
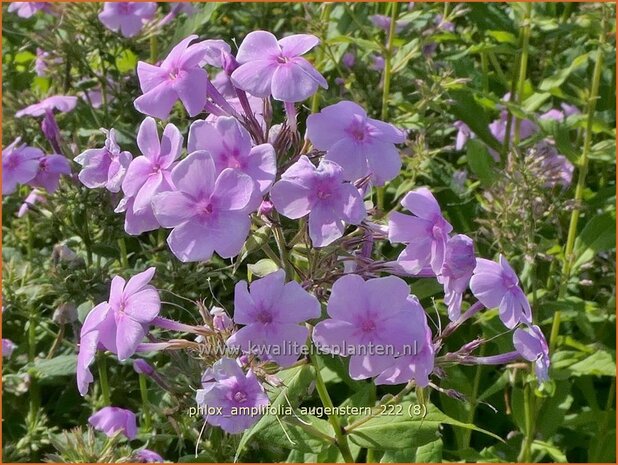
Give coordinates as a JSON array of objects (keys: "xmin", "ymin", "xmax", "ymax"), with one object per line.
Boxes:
[
  {"xmin": 272, "ymin": 215, "xmax": 295, "ymax": 280},
  {"xmin": 518, "ymin": 382, "xmax": 535, "ymax": 462},
  {"xmin": 139, "ymin": 374, "xmax": 152, "ymax": 432},
  {"xmin": 26, "ymin": 214, "xmax": 34, "ymax": 262},
  {"xmin": 550, "ymin": 9, "xmax": 607, "ymax": 352},
  {"xmin": 310, "ymin": 354, "xmax": 354, "ymax": 463},
  {"xmin": 366, "ymin": 448, "xmax": 375, "ymax": 463},
  {"xmin": 149, "ymin": 35, "xmax": 158, "ymax": 64},
  {"xmin": 463, "ymin": 346, "xmax": 485, "ymax": 448},
  {"xmin": 97, "ymin": 356, "xmax": 111, "ymax": 406},
  {"xmin": 28, "ymin": 312, "xmax": 37, "ymax": 362},
  {"xmin": 514, "ymin": 3, "xmax": 532, "ymax": 145},
  {"xmin": 376, "ymin": 1, "xmax": 400, "ymax": 214},
  {"xmin": 118, "ymin": 237, "xmax": 129, "ymax": 268}
]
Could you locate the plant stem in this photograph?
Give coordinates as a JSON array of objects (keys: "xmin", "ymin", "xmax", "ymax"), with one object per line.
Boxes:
[
  {"xmin": 376, "ymin": 1, "xmax": 400, "ymax": 214},
  {"xmin": 310, "ymin": 354, "xmax": 354, "ymax": 463},
  {"xmin": 97, "ymin": 355, "xmax": 111, "ymax": 406},
  {"xmin": 513, "ymin": 3, "xmax": 532, "ymax": 145},
  {"xmin": 518, "ymin": 383, "xmax": 535, "ymax": 462},
  {"xmin": 462, "ymin": 345, "xmax": 485, "ymax": 448},
  {"xmin": 139, "ymin": 374, "xmax": 152, "ymax": 432},
  {"xmin": 118, "ymin": 237, "xmax": 129, "ymax": 268},
  {"xmin": 149, "ymin": 35, "xmax": 158, "ymax": 64},
  {"xmin": 550, "ymin": 9, "xmax": 607, "ymax": 352},
  {"xmin": 272, "ymin": 214, "xmax": 295, "ymax": 280}
]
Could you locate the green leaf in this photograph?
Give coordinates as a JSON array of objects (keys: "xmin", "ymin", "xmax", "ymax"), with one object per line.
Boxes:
[
  {"xmin": 569, "ymin": 350, "xmax": 616, "ymax": 377},
  {"xmin": 380, "ymin": 439, "xmax": 442, "ymax": 462},
  {"xmin": 170, "ymin": 4, "xmax": 220, "ymax": 48},
  {"xmin": 115, "ymin": 49, "xmax": 137, "ymax": 74},
  {"xmin": 391, "ymin": 39, "xmax": 420, "ymax": 73},
  {"xmin": 486, "ymin": 30, "xmax": 517, "ymax": 44},
  {"xmin": 247, "ymin": 259, "xmax": 279, "ymax": 279},
  {"xmin": 177, "ymin": 452, "xmax": 218, "ymax": 463},
  {"xmin": 235, "ymin": 225, "xmax": 272, "ymax": 272},
  {"xmin": 573, "ymin": 212, "xmax": 616, "ymax": 269},
  {"xmin": 538, "ymin": 53, "xmax": 590, "ymax": 91},
  {"xmin": 33, "ymin": 355, "xmax": 77, "ymax": 382},
  {"xmin": 466, "ymin": 139, "xmax": 496, "ymax": 186}
]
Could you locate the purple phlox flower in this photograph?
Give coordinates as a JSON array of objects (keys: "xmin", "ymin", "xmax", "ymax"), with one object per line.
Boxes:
[
  {"xmin": 134, "ymin": 449, "xmax": 165, "ymax": 463},
  {"xmin": 454, "ymin": 120, "xmax": 473, "ymax": 151},
  {"xmin": 513, "ymin": 324, "xmax": 550, "ymax": 383},
  {"xmin": 18, "ymin": 189, "xmax": 46, "ymax": 218},
  {"xmin": 226, "ymin": 269, "xmax": 320, "ymax": 367},
  {"xmin": 313, "ymin": 274, "xmax": 427, "ymax": 380},
  {"xmin": 122, "ymin": 117, "xmax": 181, "ymax": 216},
  {"xmin": 89, "ymin": 406, "xmax": 138, "ymax": 439},
  {"xmin": 270, "ymin": 156, "xmax": 366, "ymax": 247},
  {"xmin": 15, "ymin": 95, "xmax": 77, "ymax": 118},
  {"xmin": 35, "ymin": 48, "xmax": 50, "ymax": 77},
  {"xmin": 370, "ymin": 54, "xmax": 385, "ymax": 70},
  {"xmin": 170, "ymin": 2, "xmax": 196, "ymax": 15},
  {"xmin": 369, "ymin": 14, "xmax": 410, "ymax": 33},
  {"xmin": 535, "ymin": 140, "xmax": 574, "ymax": 188},
  {"xmin": 2, "ymin": 339, "xmax": 17, "ymax": 358},
  {"xmin": 306, "ymin": 101, "xmax": 406, "ymax": 185},
  {"xmin": 211, "ymin": 70, "xmax": 237, "ymax": 98},
  {"xmin": 422, "ymin": 42, "xmax": 437, "ymax": 58},
  {"xmin": 488, "ymin": 110, "xmax": 538, "ymax": 159},
  {"xmin": 540, "ymin": 103, "xmax": 580, "ymax": 122},
  {"xmin": 188, "ymin": 116, "xmax": 276, "ymax": 194},
  {"xmin": 196, "ymin": 357, "xmax": 269, "ymax": 434},
  {"xmin": 211, "ymin": 306, "xmax": 234, "ymax": 332},
  {"xmin": 470, "ymin": 255, "xmax": 532, "ymax": 329},
  {"xmin": 388, "ymin": 187, "xmax": 453, "ymax": 275},
  {"xmin": 41, "ymin": 110, "xmax": 63, "ymax": 153},
  {"xmin": 8, "ymin": 2, "xmax": 52, "ymax": 18},
  {"xmin": 230, "ymin": 30, "xmax": 327, "ymax": 102},
  {"xmin": 434, "ymin": 14, "xmax": 455, "ymax": 32},
  {"xmin": 133, "ymin": 359, "xmax": 155, "ymax": 376},
  {"xmin": 98, "ymin": 2, "xmax": 156, "ymax": 38},
  {"xmin": 135, "ymin": 35, "xmax": 224, "ymax": 119},
  {"xmin": 151, "ymin": 151, "xmax": 257, "ymax": 262},
  {"xmin": 76, "ymin": 268, "xmax": 160, "ymax": 395},
  {"xmin": 374, "ymin": 297, "xmax": 435, "ymax": 387},
  {"xmin": 258, "ymin": 199, "xmax": 274, "ymax": 216},
  {"xmin": 28, "ymin": 154, "xmax": 71, "ymax": 193},
  {"xmin": 2, "ymin": 138, "xmax": 43, "ymax": 195},
  {"xmin": 75, "ymin": 128, "xmax": 133, "ymax": 193},
  {"xmin": 438, "ymin": 234, "xmax": 475, "ymax": 321},
  {"xmin": 115, "ymin": 195, "xmax": 160, "ymax": 236},
  {"xmin": 342, "ymin": 51, "xmax": 356, "ymax": 69}
]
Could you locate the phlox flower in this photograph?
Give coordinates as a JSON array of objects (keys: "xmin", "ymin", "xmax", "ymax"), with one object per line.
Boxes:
[
  {"xmin": 15, "ymin": 95, "xmax": 77, "ymax": 118},
  {"xmin": 75, "ymin": 129, "xmax": 133, "ymax": 193},
  {"xmin": 439, "ymin": 234, "xmax": 476, "ymax": 321},
  {"xmin": 29, "ymin": 154, "xmax": 71, "ymax": 193},
  {"xmin": 270, "ymin": 156, "xmax": 366, "ymax": 247},
  {"xmin": 135, "ymin": 35, "xmax": 223, "ymax": 119},
  {"xmin": 540, "ymin": 103, "xmax": 580, "ymax": 122},
  {"xmin": 2, "ymin": 138, "xmax": 43, "ymax": 195},
  {"xmin": 374, "ymin": 297, "xmax": 434, "ymax": 387},
  {"xmin": 369, "ymin": 14, "xmax": 410, "ymax": 33},
  {"xmin": 313, "ymin": 275, "xmax": 426, "ymax": 380},
  {"xmin": 8, "ymin": 2, "xmax": 52, "ymax": 18},
  {"xmin": 535, "ymin": 140, "xmax": 574, "ymax": 188},
  {"xmin": 115, "ymin": 195, "xmax": 160, "ymax": 236},
  {"xmin": 231, "ymin": 30, "xmax": 327, "ymax": 102},
  {"xmin": 134, "ymin": 449, "xmax": 164, "ymax": 463},
  {"xmin": 306, "ymin": 101, "xmax": 406, "ymax": 185},
  {"xmin": 76, "ymin": 268, "xmax": 160, "ymax": 395},
  {"xmin": 151, "ymin": 151, "xmax": 257, "ymax": 262},
  {"xmin": 454, "ymin": 120, "xmax": 472, "ymax": 151},
  {"xmin": 98, "ymin": 2, "xmax": 156, "ymax": 38},
  {"xmin": 2, "ymin": 339, "xmax": 17, "ymax": 358},
  {"xmin": 18, "ymin": 189, "xmax": 46, "ymax": 218},
  {"xmin": 388, "ymin": 187, "xmax": 453, "ymax": 275},
  {"xmin": 226, "ymin": 269, "xmax": 321, "ymax": 367},
  {"xmin": 188, "ymin": 116, "xmax": 276, "ymax": 194},
  {"xmin": 196, "ymin": 357, "xmax": 269, "ymax": 434},
  {"xmin": 513, "ymin": 324, "xmax": 550, "ymax": 383},
  {"xmin": 89, "ymin": 406, "xmax": 138, "ymax": 439},
  {"xmin": 470, "ymin": 255, "xmax": 532, "ymax": 329},
  {"xmin": 122, "ymin": 117, "xmax": 181, "ymax": 216}
]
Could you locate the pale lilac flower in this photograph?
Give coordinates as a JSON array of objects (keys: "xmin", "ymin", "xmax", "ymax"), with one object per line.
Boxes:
[
  {"xmin": 8, "ymin": 2, "xmax": 51, "ymax": 18},
  {"xmin": 151, "ymin": 151, "xmax": 257, "ymax": 262},
  {"xmin": 454, "ymin": 120, "xmax": 472, "ymax": 151},
  {"xmin": 35, "ymin": 48, "xmax": 49, "ymax": 77},
  {"xmin": 535, "ymin": 140, "xmax": 574, "ymax": 188},
  {"xmin": 422, "ymin": 42, "xmax": 437, "ymax": 58},
  {"xmin": 270, "ymin": 156, "xmax": 366, "ymax": 247},
  {"xmin": 89, "ymin": 406, "xmax": 138, "ymax": 439},
  {"xmin": 195, "ymin": 358, "xmax": 269, "ymax": 434},
  {"xmin": 439, "ymin": 234, "xmax": 475, "ymax": 321},
  {"xmin": 29, "ymin": 154, "xmax": 71, "ymax": 193},
  {"xmin": 435, "ymin": 14, "xmax": 455, "ymax": 32},
  {"xmin": 226, "ymin": 269, "xmax": 320, "ymax": 367},
  {"xmin": 2, "ymin": 339, "xmax": 16, "ymax": 358},
  {"xmin": 306, "ymin": 101, "xmax": 406, "ymax": 185},
  {"xmin": 210, "ymin": 307, "xmax": 234, "ymax": 332},
  {"xmin": 135, "ymin": 35, "xmax": 217, "ymax": 119},
  {"xmin": 488, "ymin": 109, "xmax": 538, "ymax": 160},
  {"xmin": 170, "ymin": 2, "xmax": 195, "ymax": 15},
  {"xmin": 2, "ymin": 138, "xmax": 42, "ymax": 195},
  {"xmin": 313, "ymin": 275, "xmax": 427, "ymax": 380},
  {"xmin": 470, "ymin": 255, "xmax": 532, "ymax": 329},
  {"xmin": 540, "ymin": 103, "xmax": 580, "ymax": 122},
  {"xmin": 75, "ymin": 129, "xmax": 133, "ymax": 193},
  {"xmin": 374, "ymin": 298, "xmax": 434, "ymax": 386},
  {"xmin": 134, "ymin": 449, "xmax": 164, "ymax": 463},
  {"xmin": 513, "ymin": 325, "xmax": 550, "ymax": 383},
  {"xmin": 188, "ymin": 117, "xmax": 276, "ymax": 194},
  {"xmin": 18, "ymin": 189, "xmax": 46, "ymax": 217},
  {"xmin": 369, "ymin": 14, "xmax": 409, "ymax": 33},
  {"xmin": 342, "ymin": 51, "xmax": 356, "ymax": 69},
  {"xmin": 76, "ymin": 268, "xmax": 160, "ymax": 396},
  {"xmin": 370, "ymin": 54, "xmax": 385, "ymax": 71},
  {"xmin": 231, "ymin": 31, "xmax": 327, "ymax": 102},
  {"xmin": 98, "ymin": 2, "xmax": 156, "ymax": 38},
  {"xmin": 115, "ymin": 195, "xmax": 160, "ymax": 236},
  {"xmin": 388, "ymin": 188, "xmax": 453, "ymax": 275},
  {"xmin": 122, "ymin": 117, "xmax": 181, "ymax": 215},
  {"xmin": 15, "ymin": 95, "xmax": 77, "ymax": 118},
  {"xmin": 133, "ymin": 359, "xmax": 155, "ymax": 376}
]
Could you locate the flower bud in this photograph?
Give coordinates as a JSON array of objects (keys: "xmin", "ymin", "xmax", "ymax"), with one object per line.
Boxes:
[
  {"xmin": 210, "ymin": 306, "xmax": 234, "ymax": 332},
  {"xmin": 258, "ymin": 199, "xmax": 274, "ymax": 216},
  {"xmin": 133, "ymin": 359, "xmax": 155, "ymax": 376},
  {"xmin": 52, "ymin": 302, "xmax": 78, "ymax": 325}
]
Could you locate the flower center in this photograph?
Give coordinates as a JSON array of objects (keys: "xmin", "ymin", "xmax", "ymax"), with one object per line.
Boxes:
[
  {"xmin": 256, "ymin": 310, "xmax": 273, "ymax": 324},
  {"xmin": 276, "ymin": 55, "xmax": 290, "ymax": 64},
  {"xmin": 361, "ymin": 319, "xmax": 376, "ymax": 333},
  {"xmin": 117, "ymin": 2, "xmax": 133, "ymax": 14},
  {"xmin": 233, "ymin": 390, "xmax": 248, "ymax": 403},
  {"xmin": 198, "ymin": 201, "xmax": 214, "ymax": 216}
]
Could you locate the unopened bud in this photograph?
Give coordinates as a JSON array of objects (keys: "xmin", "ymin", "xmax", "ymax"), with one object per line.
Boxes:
[
  {"xmin": 210, "ymin": 306, "xmax": 234, "ymax": 332},
  {"xmin": 133, "ymin": 359, "xmax": 155, "ymax": 376}
]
